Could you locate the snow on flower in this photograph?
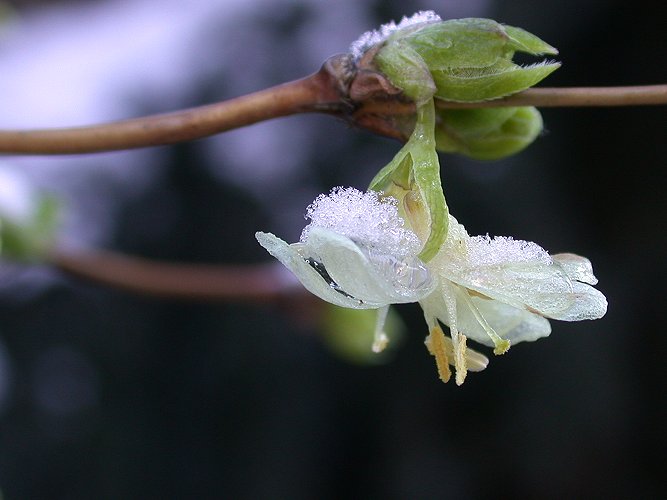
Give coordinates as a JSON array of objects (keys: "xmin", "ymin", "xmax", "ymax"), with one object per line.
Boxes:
[{"xmin": 256, "ymin": 187, "xmax": 607, "ymax": 385}]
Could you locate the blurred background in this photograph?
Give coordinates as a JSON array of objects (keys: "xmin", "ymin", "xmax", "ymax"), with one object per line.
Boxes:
[{"xmin": 0, "ymin": 0, "xmax": 665, "ymax": 498}]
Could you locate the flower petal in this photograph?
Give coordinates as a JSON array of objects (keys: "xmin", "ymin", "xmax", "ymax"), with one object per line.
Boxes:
[
  {"xmin": 552, "ymin": 253, "xmax": 598, "ymax": 285},
  {"xmin": 307, "ymin": 227, "xmax": 434, "ymax": 304},
  {"xmin": 457, "ymin": 295, "xmax": 552, "ymax": 346},
  {"xmin": 255, "ymin": 231, "xmax": 380, "ymax": 309},
  {"xmin": 544, "ymin": 281, "xmax": 608, "ymax": 321},
  {"xmin": 443, "ymin": 260, "xmax": 606, "ymax": 321}
]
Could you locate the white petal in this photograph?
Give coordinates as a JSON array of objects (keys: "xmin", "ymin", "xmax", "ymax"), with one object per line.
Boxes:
[
  {"xmin": 307, "ymin": 227, "xmax": 433, "ymax": 304},
  {"xmin": 255, "ymin": 231, "xmax": 380, "ymax": 309},
  {"xmin": 544, "ymin": 281, "xmax": 608, "ymax": 321},
  {"xmin": 435, "ymin": 216, "xmax": 606, "ymax": 322},
  {"xmin": 443, "ymin": 260, "xmax": 606, "ymax": 322},
  {"xmin": 457, "ymin": 295, "xmax": 552, "ymax": 346},
  {"xmin": 552, "ymin": 253, "xmax": 598, "ymax": 285}
]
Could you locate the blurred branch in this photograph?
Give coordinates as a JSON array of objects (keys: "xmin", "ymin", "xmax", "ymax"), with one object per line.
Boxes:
[
  {"xmin": 0, "ymin": 48, "xmax": 664, "ymax": 155},
  {"xmin": 0, "ymin": 66, "xmax": 345, "ymax": 154},
  {"xmin": 50, "ymin": 249, "xmax": 302, "ymax": 303}
]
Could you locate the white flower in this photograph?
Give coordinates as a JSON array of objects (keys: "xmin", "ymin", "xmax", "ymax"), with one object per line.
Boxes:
[
  {"xmin": 256, "ymin": 188, "xmax": 607, "ymax": 385},
  {"xmin": 419, "ymin": 216, "xmax": 607, "ymax": 384}
]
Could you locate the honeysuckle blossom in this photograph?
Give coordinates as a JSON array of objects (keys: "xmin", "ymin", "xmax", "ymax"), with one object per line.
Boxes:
[{"xmin": 256, "ymin": 187, "xmax": 607, "ymax": 385}]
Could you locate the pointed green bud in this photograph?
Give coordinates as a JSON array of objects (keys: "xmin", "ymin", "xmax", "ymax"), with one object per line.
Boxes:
[
  {"xmin": 503, "ymin": 25, "xmax": 559, "ymax": 56},
  {"xmin": 370, "ymin": 16, "xmax": 559, "ymax": 103},
  {"xmin": 435, "ymin": 106, "xmax": 544, "ymax": 160}
]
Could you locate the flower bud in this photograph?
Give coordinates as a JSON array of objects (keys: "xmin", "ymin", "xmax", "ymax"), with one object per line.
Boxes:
[
  {"xmin": 435, "ymin": 106, "xmax": 544, "ymax": 160},
  {"xmin": 368, "ymin": 16, "xmax": 559, "ymax": 103}
]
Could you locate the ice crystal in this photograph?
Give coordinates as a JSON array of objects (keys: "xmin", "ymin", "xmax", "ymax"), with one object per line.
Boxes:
[
  {"xmin": 467, "ymin": 235, "xmax": 552, "ymax": 267},
  {"xmin": 349, "ymin": 10, "xmax": 441, "ymax": 60},
  {"xmin": 300, "ymin": 187, "xmax": 420, "ymax": 258}
]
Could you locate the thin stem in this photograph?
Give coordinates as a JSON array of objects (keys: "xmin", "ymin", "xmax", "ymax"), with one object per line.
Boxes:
[
  {"xmin": 50, "ymin": 249, "xmax": 302, "ymax": 302},
  {"xmin": 0, "ymin": 69, "xmax": 342, "ymax": 155},
  {"xmin": 435, "ymin": 84, "xmax": 667, "ymax": 109},
  {"xmin": 0, "ymin": 83, "xmax": 665, "ymax": 154}
]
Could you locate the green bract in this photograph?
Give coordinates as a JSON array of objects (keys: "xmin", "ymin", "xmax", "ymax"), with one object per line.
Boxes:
[
  {"xmin": 435, "ymin": 106, "xmax": 544, "ymax": 160},
  {"xmin": 369, "ymin": 99, "xmax": 447, "ymax": 262},
  {"xmin": 374, "ymin": 17, "xmax": 559, "ymax": 103}
]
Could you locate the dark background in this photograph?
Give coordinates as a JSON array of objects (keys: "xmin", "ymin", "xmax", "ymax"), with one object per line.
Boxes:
[{"xmin": 0, "ymin": 0, "xmax": 665, "ymax": 498}]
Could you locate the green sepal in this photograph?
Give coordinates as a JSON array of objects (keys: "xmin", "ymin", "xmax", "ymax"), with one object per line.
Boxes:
[
  {"xmin": 504, "ymin": 25, "xmax": 558, "ymax": 56},
  {"xmin": 374, "ymin": 41, "xmax": 436, "ymax": 105},
  {"xmin": 401, "ymin": 19, "xmax": 515, "ymax": 70},
  {"xmin": 430, "ymin": 61, "xmax": 560, "ymax": 103}
]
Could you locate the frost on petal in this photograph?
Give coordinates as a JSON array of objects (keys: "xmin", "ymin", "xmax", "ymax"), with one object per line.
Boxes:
[
  {"xmin": 467, "ymin": 234, "xmax": 552, "ymax": 267},
  {"xmin": 445, "ymin": 260, "xmax": 596, "ymax": 320},
  {"xmin": 349, "ymin": 10, "xmax": 442, "ymax": 60},
  {"xmin": 255, "ymin": 231, "xmax": 379, "ymax": 309},
  {"xmin": 436, "ymin": 218, "xmax": 607, "ymax": 322},
  {"xmin": 301, "ymin": 187, "xmax": 421, "ymax": 259},
  {"xmin": 444, "ymin": 236, "xmax": 609, "ymax": 321}
]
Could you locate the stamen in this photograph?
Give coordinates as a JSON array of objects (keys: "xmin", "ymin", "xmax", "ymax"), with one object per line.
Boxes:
[
  {"xmin": 455, "ymin": 334, "xmax": 468, "ymax": 386},
  {"xmin": 441, "ymin": 283, "xmax": 468, "ymax": 385},
  {"xmin": 459, "ymin": 288, "xmax": 511, "ymax": 355},
  {"xmin": 372, "ymin": 305, "xmax": 390, "ymax": 353},
  {"xmin": 425, "ymin": 325, "xmax": 451, "ymax": 383}
]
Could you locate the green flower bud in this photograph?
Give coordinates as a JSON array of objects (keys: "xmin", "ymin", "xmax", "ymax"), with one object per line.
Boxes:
[
  {"xmin": 435, "ymin": 106, "xmax": 544, "ymax": 160},
  {"xmin": 370, "ymin": 16, "xmax": 559, "ymax": 103}
]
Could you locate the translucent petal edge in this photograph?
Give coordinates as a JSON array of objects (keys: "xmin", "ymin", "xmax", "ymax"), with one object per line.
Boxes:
[{"xmin": 255, "ymin": 231, "xmax": 379, "ymax": 309}]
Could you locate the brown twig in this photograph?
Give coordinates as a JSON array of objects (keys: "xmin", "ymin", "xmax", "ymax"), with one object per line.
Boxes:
[
  {"xmin": 0, "ymin": 63, "xmax": 664, "ymax": 155},
  {"xmin": 51, "ymin": 249, "xmax": 302, "ymax": 302},
  {"xmin": 435, "ymin": 84, "xmax": 667, "ymax": 109},
  {"xmin": 0, "ymin": 63, "xmax": 346, "ymax": 155}
]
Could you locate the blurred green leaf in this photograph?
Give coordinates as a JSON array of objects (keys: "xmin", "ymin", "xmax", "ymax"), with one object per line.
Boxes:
[
  {"xmin": 0, "ymin": 196, "xmax": 59, "ymax": 261},
  {"xmin": 321, "ymin": 305, "xmax": 405, "ymax": 365}
]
